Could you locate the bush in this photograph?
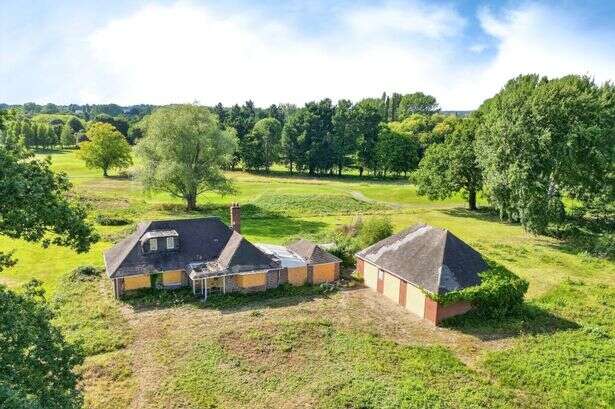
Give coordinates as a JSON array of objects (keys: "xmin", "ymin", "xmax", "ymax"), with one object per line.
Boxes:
[
  {"xmin": 432, "ymin": 261, "xmax": 528, "ymax": 318},
  {"xmin": 68, "ymin": 265, "xmax": 102, "ymax": 281},
  {"xmin": 357, "ymin": 216, "xmax": 393, "ymax": 247},
  {"xmin": 95, "ymin": 214, "xmax": 132, "ymax": 226}
]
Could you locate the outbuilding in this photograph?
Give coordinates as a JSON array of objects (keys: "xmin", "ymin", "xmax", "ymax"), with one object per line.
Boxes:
[{"xmin": 355, "ymin": 224, "xmax": 487, "ymax": 325}]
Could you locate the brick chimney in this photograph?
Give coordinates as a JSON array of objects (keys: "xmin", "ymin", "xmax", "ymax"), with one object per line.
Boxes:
[{"xmin": 230, "ymin": 203, "xmax": 241, "ymax": 233}]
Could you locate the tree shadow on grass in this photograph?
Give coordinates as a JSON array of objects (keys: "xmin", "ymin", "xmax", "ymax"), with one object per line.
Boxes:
[
  {"xmin": 440, "ymin": 207, "xmax": 504, "ymax": 224},
  {"xmin": 122, "ymin": 282, "xmax": 357, "ymax": 314},
  {"xmin": 442, "ymin": 303, "xmax": 579, "ymax": 341}
]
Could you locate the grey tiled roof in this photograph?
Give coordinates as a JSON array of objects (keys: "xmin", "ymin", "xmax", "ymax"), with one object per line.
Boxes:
[
  {"xmin": 216, "ymin": 231, "xmax": 279, "ymax": 272},
  {"xmin": 104, "ymin": 218, "xmax": 274, "ymax": 278},
  {"xmin": 288, "ymin": 239, "xmax": 342, "ymax": 264},
  {"xmin": 356, "ymin": 224, "xmax": 486, "ymax": 294}
]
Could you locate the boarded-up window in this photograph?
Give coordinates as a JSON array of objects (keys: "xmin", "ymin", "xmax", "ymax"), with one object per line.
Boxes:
[
  {"xmin": 288, "ymin": 266, "xmax": 307, "ymax": 286},
  {"xmin": 405, "ymin": 282, "xmax": 426, "ymax": 318},
  {"xmin": 124, "ymin": 275, "xmax": 151, "ymax": 290},
  {"xmin": 363, "ymin": 261, "xmax": 378, "ymax": 289},
  {"xmin": 382, "ymin": 272, "xmax": 401, "ymax": 304},
  {"xmin": 162, "ymin": 270, "xmax": 182, "ymax": 285},
  {"xmin": 149, "ymin": 238, "xmax": 157, "ymax": 251},
  {"xmin": 235, "ymin": 272, "xmax": 267, "ymax": 288},
  {"xmin": 312, "ymin": 263, "xmax": 336, "ymax": 284}
]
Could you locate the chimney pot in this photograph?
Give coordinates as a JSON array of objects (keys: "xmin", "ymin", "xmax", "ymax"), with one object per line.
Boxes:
[{"xmin": 230, "ymin": 203, "xmax": 241, "ymax": 233}]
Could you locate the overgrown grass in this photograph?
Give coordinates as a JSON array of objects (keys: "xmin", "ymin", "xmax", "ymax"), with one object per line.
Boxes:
[
  {"xmin": 159, "ymin": 320, "xmax": 522, "ymax": 408},
  {"xmin": 77, "ymin": 350, "xmax": 136, "ymax": 409},
  {"xmin": 251, "ymin": 193, "xmax": 384, "ymax": 216},
  {"xmin": 480, "ymin": 281, "xmax": 615, "ymax": 408},
  {"xmin": 122, "ymin": 283, "xmax": 340, "ymax": 311},
  {"xmin": 52, "ymin": 267, "xmax": 132, "ymax": 356}
]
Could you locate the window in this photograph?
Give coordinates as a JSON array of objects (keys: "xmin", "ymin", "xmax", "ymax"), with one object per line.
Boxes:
[
  {"xmin": 166, "ymin": 236, "xmax": 175, "ymax": 250},
  {"xmin": 378, "ymin": 270, "xmax": 384, "ymax": 280},
  {"xmin": 149, "ymin": 238, "xmax": 157, "ymax": 251}
]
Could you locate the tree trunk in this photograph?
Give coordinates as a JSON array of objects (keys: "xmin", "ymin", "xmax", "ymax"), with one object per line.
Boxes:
[
  {"xmin": 186, "ymin": 193, "xmax": 197, "ymax": 211},
  {"xmin": 359, "ymin": 166, "xmax": 364, "ymax": 177},
  {"xmin": 468, "ymin": 188, "xmax": 477, "ymax": 211},
  {"xmin": 338, "ymin": 165, "xmax": 342, "ymax": 176},
  {"xmin": 103, "ymin": 168, "xmax": 108, "ymax": 177}
]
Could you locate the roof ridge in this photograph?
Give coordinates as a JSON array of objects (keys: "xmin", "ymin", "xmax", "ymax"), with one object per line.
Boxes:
[{"xmin": 434, "ymin": 229, "xmax": 450, "ymax": 291}]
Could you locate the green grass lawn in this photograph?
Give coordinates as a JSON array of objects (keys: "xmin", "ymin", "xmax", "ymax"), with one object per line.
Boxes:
[{"xmin": 2, "ymin": 150, "xmax": 614, "ymax": 408}]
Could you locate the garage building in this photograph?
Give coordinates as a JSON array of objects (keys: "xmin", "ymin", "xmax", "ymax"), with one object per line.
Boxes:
[{"xmin": 356, "ymin": 224, "xmax": 487, "ymax": 325}]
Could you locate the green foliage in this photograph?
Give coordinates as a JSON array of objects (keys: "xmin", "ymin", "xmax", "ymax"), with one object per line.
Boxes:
[
  {"xmin": 0, "ymin": 147, "xmax": 98, "ymax": 270},
  {"xmin": 242, "ymin": 117, "xmax": 281, "ymax": 171},
  {"xmin": 52, "ymin": 266, "xmax": 132, "ymax": 356},
  {"xmin": 375, "ymin": 122, "xmax": 419, "ymax": 176},
  {"xmin": 413, "ymin": 116, "xmax": 483, "ymax": 210},
  {"xmin": 136, "ymin": 104, "xmax": 238, "ymax": 210},
  {"xmin": 78, "ymin": 122, "xmax": 132, "ymax": 177},
  {"xmin": 432, "ymin": 262, "xmax": 528, "ymax": 317},
  {"xmin": 92, "ymin": 113, "xmax": 129, "ymax": 138},
  {"xmin": 476, "ymin": 74, "xmax": 615, "ymax": 233},
  {"xmin": 357, "ymin": 216, "xmax": 393, "ymax": 247},
  {"xmin": 328, "ymin": 216, "xmax": 393, "ymax": 265},
  {"xmin": 331, "ymin": 99, "xmax": 357, "ymax": 175},
  {"xmin": 398, "ymin": 92, "xmax": 440, "ymax": 118},
  {"xmin": 354, "ymin": 98, "xmax": 385, "ymax": 175},
  {"xmin": 59, "ymin": 122, "xmax": 74, "ymax": 147},
  {"xmin": 0, "ymin": 281, "xmax": 83, "ymax": 409},
  {"xmin": 95, "ymin": 214, "xmax": 132, "ymax": 226}
]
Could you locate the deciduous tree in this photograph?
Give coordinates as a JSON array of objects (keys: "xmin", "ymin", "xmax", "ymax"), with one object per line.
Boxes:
[
  {"xmin": 135, "ymin": 104, "xmax": 238, "ymax": 210},
  {"xmin": 0, "ymin": 280, "xmax": 83, "ymax": 409},
  {"xmin": 476, "ymin": 74, "xmax": 615, "ymax": 232},
  {"xmin": 413, "ymin": 117, "xmax": 483, "ymax": 210},
  {"xmin": 398, "ymin": 92, "xmax": 440, "ymax": 118},
  {"xmin": 78, "ymin": 122, "xmax": 132, "ymax": 177}
]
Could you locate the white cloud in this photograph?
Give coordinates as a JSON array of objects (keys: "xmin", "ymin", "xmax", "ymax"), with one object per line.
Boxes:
[
  {"xmin": 85, "ymin": 2, "xmax": 463, "ymax": 107},
  {"xmin": 476, "ymin": 5, "xmax": 615, "ymax": 94},
  {"xmin": 343, "ymin": 1, "xmax": 466, "ymax": 38},
  {"xmin": 3, "ymin": 1, "xmax": 614, "ymax": 110}
]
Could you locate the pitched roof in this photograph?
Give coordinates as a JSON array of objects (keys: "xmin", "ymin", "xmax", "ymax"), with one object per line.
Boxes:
[
  {"xmin": 216, "ymin": 231, "xmax": 277, "ymax": 272},
  {"xmin": 287, "ymin": 239, "xmax": 341, "ymax": 264},
  {"xmin": 356, "ymin": 224, "xmax": 486, "ymax": 294},
  {"xmin": 104, "ymin": 218, "xmax": 234, "ymax": 278}
]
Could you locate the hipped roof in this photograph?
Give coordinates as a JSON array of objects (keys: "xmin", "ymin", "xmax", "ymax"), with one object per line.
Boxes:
[{"xmin": 356, "ymin": 224, "xmax": 486, "ymax": 294}]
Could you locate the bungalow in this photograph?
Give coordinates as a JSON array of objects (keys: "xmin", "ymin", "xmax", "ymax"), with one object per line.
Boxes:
[
  {"xmin": 104, "ymin": 204, "xmax": 341, "ymax": 299},
  {"xmin": 356, "ymin": 224, "xmax": 487, "ymax": 325}
]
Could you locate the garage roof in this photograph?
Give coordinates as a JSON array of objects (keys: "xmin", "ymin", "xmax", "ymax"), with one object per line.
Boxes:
[{"xmin": 356, "ymin": 224, "xmax": 486, "ymax": 294}]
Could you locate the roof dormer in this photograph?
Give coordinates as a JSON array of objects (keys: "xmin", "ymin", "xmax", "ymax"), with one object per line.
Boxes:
[{"xmin": 141, "ymin": 229, "xmax": 180, "ymax": 254}]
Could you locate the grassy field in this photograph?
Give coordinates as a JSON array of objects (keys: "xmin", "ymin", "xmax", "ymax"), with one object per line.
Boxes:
[{"xmin": 1, "ymin": 150, "xmax": 614, "ymax": 408}]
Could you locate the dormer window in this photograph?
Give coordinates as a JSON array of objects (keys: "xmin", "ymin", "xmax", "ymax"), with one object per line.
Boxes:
[{"xmin": 141, "ymin": 229, "xmax": 179, "ymax": 254}]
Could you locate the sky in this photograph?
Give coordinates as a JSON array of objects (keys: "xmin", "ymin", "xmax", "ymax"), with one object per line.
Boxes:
[{"xmin": 1, "ymin": 0, "xmax": 614, "ymax": 110}]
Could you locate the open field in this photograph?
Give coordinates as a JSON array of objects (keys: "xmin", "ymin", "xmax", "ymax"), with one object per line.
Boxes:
[{"xmin": 1, "ymin": 150, "xmax": 614, "ymax": 408}]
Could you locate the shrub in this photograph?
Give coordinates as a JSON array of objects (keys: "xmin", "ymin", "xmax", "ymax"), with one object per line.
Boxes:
[
  {"xmin": 95, "ymin": 214, "xmax": 132, "ymax": 226},
  {"xmin": 432, "ymin": 262, "xmax": 528, "ymax": 318},
  {"xmin": 357, "ymin": 216, "xmax": 393, "ymax": 247},
  {"xmin": 68, "ymin": 265, "xmax": 102, "ymax": 281}
]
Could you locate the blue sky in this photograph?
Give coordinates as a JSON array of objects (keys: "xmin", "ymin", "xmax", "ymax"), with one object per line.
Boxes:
[{"xmin": 1, "ymin": 0, "xmax": 614, "ymax": 109}]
